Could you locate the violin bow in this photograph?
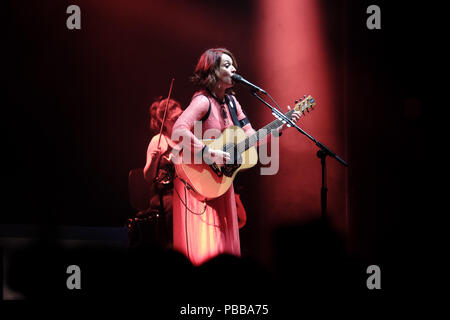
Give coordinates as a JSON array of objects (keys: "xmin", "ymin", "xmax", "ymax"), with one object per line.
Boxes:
[{"xmin": 156, "ymin": 78, "xmax": 175, "ymax": 149}]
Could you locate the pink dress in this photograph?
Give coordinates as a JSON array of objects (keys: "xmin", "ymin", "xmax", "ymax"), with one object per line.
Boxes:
[{"xmin": 171, "ymin": 90, "xmax": 256, "ymax": 266}]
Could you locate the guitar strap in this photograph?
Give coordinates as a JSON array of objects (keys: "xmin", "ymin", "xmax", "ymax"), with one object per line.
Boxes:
[{"xmin": 225, "ymin": 94, "xmax": 249, "ymax": 128}]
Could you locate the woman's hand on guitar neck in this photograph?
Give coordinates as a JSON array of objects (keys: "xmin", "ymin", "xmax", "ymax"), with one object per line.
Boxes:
[{"xmin": 278, "ymin": 105, "xmax": 302, "ymax": 133}]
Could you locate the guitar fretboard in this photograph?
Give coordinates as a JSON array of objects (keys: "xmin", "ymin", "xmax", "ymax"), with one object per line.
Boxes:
[{"xmin": 231, "ymin": 108, "xmax": 296, "ymax": 153}]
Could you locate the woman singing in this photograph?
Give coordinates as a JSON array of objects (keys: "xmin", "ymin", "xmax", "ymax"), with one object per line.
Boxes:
[{"xmin": 171, "ymin": 48, "xmax": 300, "ymax": 265}]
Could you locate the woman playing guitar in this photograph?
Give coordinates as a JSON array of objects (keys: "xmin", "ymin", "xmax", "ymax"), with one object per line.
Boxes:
[{"xmin": 171, "ymin": 48, "xmax": 301, "ymax": 265}]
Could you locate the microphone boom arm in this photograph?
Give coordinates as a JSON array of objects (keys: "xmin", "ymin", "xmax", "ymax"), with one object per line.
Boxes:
[{"xmin": 251, "ymin": 92, "xmax": 348, "ymax": 167}]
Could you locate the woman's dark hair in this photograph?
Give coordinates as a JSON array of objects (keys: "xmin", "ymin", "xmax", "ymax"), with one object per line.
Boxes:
[
  {"xmin": 149, "ymin": 97, "xmax": 182, "ymax": 132},
  {"xmin": 191, "ymin": 48, "xmax": 238, "ymax": 94}
]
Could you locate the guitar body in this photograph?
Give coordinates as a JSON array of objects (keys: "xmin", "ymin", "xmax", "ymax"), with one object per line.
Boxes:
[
  {"xmin": 174, "ymin": 126, "xmax": 258, "ymax": 200},
  {"xmin": 173, "ymin": 95, "xmax": 316, "ymax": 200}
]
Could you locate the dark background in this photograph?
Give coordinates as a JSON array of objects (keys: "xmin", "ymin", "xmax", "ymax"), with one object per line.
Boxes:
[{"xmin": 2, "ymin": 0, "xmax": 430, "ymax": 303}]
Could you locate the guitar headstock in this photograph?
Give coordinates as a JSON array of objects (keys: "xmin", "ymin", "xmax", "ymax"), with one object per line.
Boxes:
[{"xmin": 293, "ymin": 95, "xmax": 316, "ymax": 114}]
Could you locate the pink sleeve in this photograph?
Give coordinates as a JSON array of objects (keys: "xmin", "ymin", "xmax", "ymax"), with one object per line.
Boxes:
[{"xmin": 172, "ymin": 95, "xmax": 209, "ymax": 155}]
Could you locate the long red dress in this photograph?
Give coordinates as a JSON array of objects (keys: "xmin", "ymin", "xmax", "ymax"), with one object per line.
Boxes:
[{"xmin": 171, "ymin": 90, "xmax": 256, "ymax": 266}]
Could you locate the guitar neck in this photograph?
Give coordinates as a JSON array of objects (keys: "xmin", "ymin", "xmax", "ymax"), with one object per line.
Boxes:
[{"xmin": 239, "ymin": 108, "xmax": 295, "ymax": 151}]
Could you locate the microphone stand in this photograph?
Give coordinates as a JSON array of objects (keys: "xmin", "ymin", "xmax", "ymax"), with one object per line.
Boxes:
[{"xmin": 251, "ymin": 91, "xmax": 348, "ymax": 221}]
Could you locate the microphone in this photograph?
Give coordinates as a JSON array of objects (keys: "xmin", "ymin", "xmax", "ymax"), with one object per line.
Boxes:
[{"xmin": 231, "ymin": 74, "xmax": 267, "ymax": 94}]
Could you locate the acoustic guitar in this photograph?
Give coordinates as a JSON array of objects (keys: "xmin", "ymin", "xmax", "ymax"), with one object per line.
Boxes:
[{"xmin": 174, "ymin": 95, "xmax": 316, "ymax": 200}]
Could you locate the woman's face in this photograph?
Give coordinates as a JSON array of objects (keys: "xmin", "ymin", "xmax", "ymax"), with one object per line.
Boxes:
[{"xmin": 215, "ymin": 53, "xmax": 236, "ymax": 88}]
